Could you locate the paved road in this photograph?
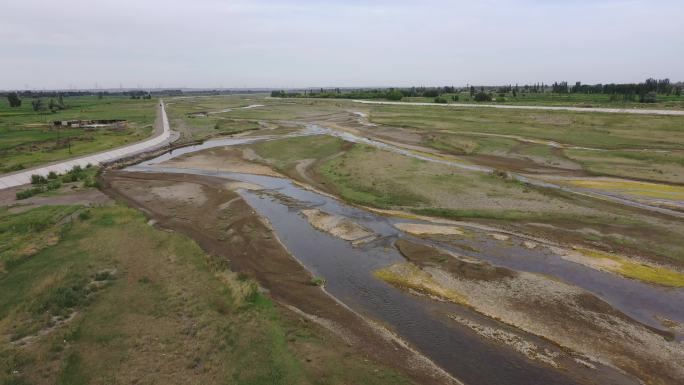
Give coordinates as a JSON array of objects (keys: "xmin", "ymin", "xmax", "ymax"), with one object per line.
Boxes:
[
  {"xmin": 0, "ymin": 100, "xmax": 175, "ymax": 189},
  {"xmin": 353, "ymin": 100, "xmax": 684, "ymax": 116}
]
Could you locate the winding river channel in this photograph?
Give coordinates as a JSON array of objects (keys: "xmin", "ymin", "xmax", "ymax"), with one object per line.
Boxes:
[{"xmin": 124, "ymin": 131, "xmax": 684, "ymax": 385}]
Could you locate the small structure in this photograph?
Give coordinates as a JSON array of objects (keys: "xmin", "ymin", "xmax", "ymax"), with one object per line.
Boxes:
[{"xmin": 53, "ymin": 119, "xmax": 127, "ymax": 129}]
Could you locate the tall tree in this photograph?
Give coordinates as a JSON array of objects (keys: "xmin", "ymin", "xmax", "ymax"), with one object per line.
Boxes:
[
  {"xmin": 31, "ymin": 98, "xmax": 44, "ymax": 112},
  {"xmin": 6, "ymin": 92, "xmax": 21, "ymax": 107}
]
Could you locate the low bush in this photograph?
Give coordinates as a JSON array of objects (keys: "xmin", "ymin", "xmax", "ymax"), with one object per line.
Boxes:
[
  {"xmin": 78, "ymin": 210, "xmax": 92, "ymax": 221},
  {"xmin": 83, "ymin": 178, "xmax": 100, "ymax": 189},
  {"xmin": 47, "ymin": 179, "xmax": 62, "ymax": 190},
  {"xmin": 31, "ymin": 174, "xmax": 47, "ymax": 185},
  {"xmin": 16, "ymin": 186, "xmax": 44, "ymax": 200}
]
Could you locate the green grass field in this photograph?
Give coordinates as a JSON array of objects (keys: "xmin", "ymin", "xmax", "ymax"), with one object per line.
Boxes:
[
  {"xmin": 0, "ymin": 203, "xmax": 414, "ymax": 385},
  {"xmin": 396, "ymin": 91, "xmax": 684, "ymax": 110},
  {"xmin": 366, "ymin": 104, "xmax": 684, "ymax": 183},
  {"xmin": 0, "ymin": 96, "xmax": 156, "ymax": 173},
  {"xmin": 167, "ymin": 94, "xmax": 290, "ymax": 141}
]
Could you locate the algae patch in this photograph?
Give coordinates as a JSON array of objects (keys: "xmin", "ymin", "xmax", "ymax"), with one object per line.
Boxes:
[
  {"xmin": 563, "ymin": 178, "xmax": 684, "ymax": 200},
  {"xmin": 373, "ymin": 262, "xmax": 467, "ymax": 305},
  {"xmin": 559, "ymin": 247, "xmax": 684, "ymax": 287}
]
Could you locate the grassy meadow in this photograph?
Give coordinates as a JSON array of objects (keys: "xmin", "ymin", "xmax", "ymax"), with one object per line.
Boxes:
[
  {"xmin": 366, "ymin": 104, "xmax": 684, "ymax": 183},
  {"xmin": 166, "ymin": 94, "xmax": 313, "ymax": 142},
  {"xmin": 0, "ymin": 203, "xmax": 414, "ymax": 385}
]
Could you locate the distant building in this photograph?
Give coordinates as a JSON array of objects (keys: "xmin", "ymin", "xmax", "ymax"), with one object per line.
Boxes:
[{"xmin": 53, "ymin": 119, "xmax": 127, "ymax": 129}]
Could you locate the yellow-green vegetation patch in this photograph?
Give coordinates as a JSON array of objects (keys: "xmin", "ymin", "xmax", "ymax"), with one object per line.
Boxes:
[
  {"xmin": 374, "ymin": 262, "xmax": 467, "ymax": 304},
  {"xmin": 570, "ymin": 247, "xmax": 684, "ymax": 287},
  {"xmin": 562, "ymin": 179, "xmax": 684, "ymax": 200}
]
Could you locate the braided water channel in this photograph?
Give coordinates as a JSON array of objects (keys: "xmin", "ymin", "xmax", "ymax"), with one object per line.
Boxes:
[{"xmin": 126, "ymin": 133, "xmax": 684, "ymax": 385}]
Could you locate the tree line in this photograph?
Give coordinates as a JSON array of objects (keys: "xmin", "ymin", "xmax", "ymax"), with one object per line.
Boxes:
[{"xmin": 271, "ymin": 78, "xmax": 682, "ymax": 104}]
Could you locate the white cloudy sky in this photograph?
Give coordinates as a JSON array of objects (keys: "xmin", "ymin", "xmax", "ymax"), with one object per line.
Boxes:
[{"xmin": 1, "ymin": 0, "xmax": 682, "ymax": 89}]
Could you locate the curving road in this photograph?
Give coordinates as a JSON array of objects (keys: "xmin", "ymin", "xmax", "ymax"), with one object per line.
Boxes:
[
  {"xmin": 353, "ymin": 100, "xmax": 684, "ymax": 116},
  {"xmin": 0, "ymin": 100, "xmax": 175, "ymax": 189}
]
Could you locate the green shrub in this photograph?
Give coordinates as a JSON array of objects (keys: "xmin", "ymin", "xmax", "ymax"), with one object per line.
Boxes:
[
  {"xmin": 47, "ymin": 179, "xmax": 62, "ymax": 191},
  {"xmin": 31, "ymin": 174, "xmax": 47, "ymax": 185},
  {"xmin": 309, "ymin": 276, "xmax": 325, "ymax": 286},
  {"xmin": 16, "ymin": 186, "xmax": 45, "ymax": 200},
  {"xmin": 78, "ymin": 210, "xmax": 91, "ymax": 221},
  {"xmin": 16, "ymin": 190, "xmax": 33, "ymax": 200},
  {"xmin": 474, "ymin": 92, "xmax": 492, "ymax": 102},
  {"xmin": 83, "ymin": 178, "xmax": 100, "ymax": 189},
  {"xmin": 47, "ymin": 171, "xmax": 58, "ymax": 180},
  {"xmin": 434, "ymin": 96, "xmax": 448, "ymax": 104},
  {"xmin": 62, "ymin": 173, "xmax": 77, "ymax": 183}
]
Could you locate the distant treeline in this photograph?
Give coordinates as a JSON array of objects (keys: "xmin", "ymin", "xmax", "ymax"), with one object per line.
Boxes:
[
  {"xmin": 272, "ymin": 78, "xmax": 683, "ymax": 103},
  {"xmin": 0, "ymin": 89, "xmax": 185, "ymax": 99},
  {"xmin": 549, "ymin": 79, "xmax": 680, "ymax": 95},
  {"xmin": 2, "ymin": 89, "xmax": 188, "ymax": 111}
]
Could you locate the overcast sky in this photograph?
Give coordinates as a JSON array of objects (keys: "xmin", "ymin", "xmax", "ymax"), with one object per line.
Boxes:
[{"xmin": 1, "ymin": 0, "xmax": 682, "ymax": 90}]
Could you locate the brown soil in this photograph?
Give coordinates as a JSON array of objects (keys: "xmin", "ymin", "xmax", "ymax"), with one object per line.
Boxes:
[
  {"xmin": 100, "ymin": 170, "xmax": 459, "ymax": 385},
  {"xmin": 468, "ymin": 153, "xmax": 586, "ymax": 176},
  {"xmin": 161, "ymin": 146, "xmax": 281, "ymax": 177},
  {"xmin": 395, "ymin": 239, "xmax": 516, "ymax": 281}
]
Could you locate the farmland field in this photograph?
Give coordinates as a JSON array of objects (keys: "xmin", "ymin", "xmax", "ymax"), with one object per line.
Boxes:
[{"xmin": 0, "ymin": 96, "xmax": 157, "ymax": 173}]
